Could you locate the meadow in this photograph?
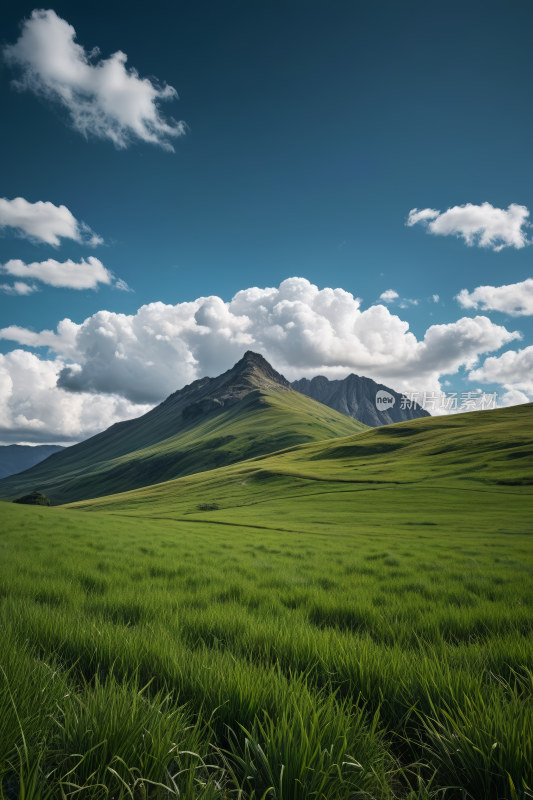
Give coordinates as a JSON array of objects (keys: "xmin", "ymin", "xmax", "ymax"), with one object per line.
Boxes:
[{"xmin": 1, "ymin": 404, "xmax": 533, "ymax": 798}]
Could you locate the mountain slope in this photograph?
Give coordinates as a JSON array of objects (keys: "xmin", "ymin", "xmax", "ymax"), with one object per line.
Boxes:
[
  {"xmin": 291, "ymin": 374, "xmax": 430, "ymax": 426},
  {"xmin": 65, "ymin": 402, "xmax": 533, "ymax": 519},
  {"xmin": 0, "ymin": 444, "xmax": 65, "ymax": 480},
  {"xmin": 0, "ymin": 352, "xmax": 367, "ymax": 505}
]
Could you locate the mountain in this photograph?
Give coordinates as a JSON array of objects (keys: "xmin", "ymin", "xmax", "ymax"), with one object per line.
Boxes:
[
  {"xmin": 0, "ymin": 444, "xmax": 65, "ymax": 480},
  {"xmin": 291, "ymin": 374, "xmax": 430, "ymax": 426},
  {"xmin": 0, "ymin": 351, "xmax": 367, "ymax": 506}
]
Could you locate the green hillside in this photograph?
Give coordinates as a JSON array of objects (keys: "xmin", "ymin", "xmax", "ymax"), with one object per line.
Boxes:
[
  {"xmin": 67, "ymin": 401, "xmax": 533, "ymax": 520},
  {"xmin": 0, "ymin": 387, "xmax": 366, "ymax": 506},
  {"xmin": 1, "ymin": 403, "xmax": 532, "ymax": 798}
]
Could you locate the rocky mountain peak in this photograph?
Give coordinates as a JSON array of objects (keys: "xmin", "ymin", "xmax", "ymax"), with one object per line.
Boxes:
[
  {"xmin": 291, "ymin": 373, "xmax": 430, "ymax": 427},
  {"xmin": 240, "ymin": 350, "xmax": 268, "ymax": 364},
  {"xmin": 181, "ymin": 351, "xmax": 290, "ymax": 420},
  {"xmin": 233, "ymin": 351, "xmax": 291, "ymax": 388}
]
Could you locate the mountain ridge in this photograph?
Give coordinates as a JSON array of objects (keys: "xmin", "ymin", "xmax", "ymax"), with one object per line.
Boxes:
[
  {"xmin": 0, "ymin": 444, "xmax": 65, "ymax": 480},
  {"xmin": 291, "ymin": 373, "xmax": 430, "ymax": 427}
]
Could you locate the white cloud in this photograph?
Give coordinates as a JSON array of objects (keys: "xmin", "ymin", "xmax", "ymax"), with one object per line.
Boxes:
[
  {"xmin": 432, "ymin": 294, "xmax": 439, "ymax": 303},
  {"xmin": 0, "ymin": 196, "xmax": 102, "ymax": 246},
  {"xmin": 499, "ymin": 387, "xmax": 531, "ymax": 407},
  {"xmin": 0, "ymin": 279, "xmax": 520, "ymax": 421},
  {"xmin": 456, "ymin": 278, "xmax": 533, "ymax": 316},
  {"xmin": 0, "ymin": 281, "xmax": 38, "ymax": 295},
  {"xmin": 379, "ymin": 289, "xmax": 398, "ymax": 303},
  {"xmin": 407, "ymin": 203, "xmax": 530, "ymax": 251},
  {"xmin": 0, "ymin": 320, "xmax": 81, "ymax": 360},
  {"xmin": 0, "ymin": 349, "xmax": 152, "ymax": 444},
  {"xmin": 469, "ymin": 345, "xmax": 533, "ymax": 387},
  {"xmin": 1, "ymin": 257, "xmax": 115, "ymax": 290},
  {"xmin": 468, "ymin": 345, "xmax": 533, "ymax": 407},
  {"xmin": 407, "ymin": 208, "xmax": 440, "ymax": 226},
  {"xmin": 114, "ymin": 278, "xmax": 133, "ymax": 292},
  {"xmin": 3, "ymin": 9, "xmax": 185, "ymax": 151}
]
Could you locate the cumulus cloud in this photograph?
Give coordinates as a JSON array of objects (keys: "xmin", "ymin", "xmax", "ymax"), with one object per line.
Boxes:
[
  {"xmin": 0, "ymin": 279, "xmax": 521, "ymax": 417},
  {"xmin": 0, "ymin": 281, "xmax": 38, "ymax": 295},
  {"xmin": 499, "ymin": 387, "xmax": 531, "ymax": 407},
  {"xmin": 379, "ymin": 289, "xmax": 398, "ymax": 303},
  {"xmin": 0, "ymin": 319, "xmax": 81, "ymax": 360},
  {"xmin": 456, "ymin": 278, "xmax": 533, "ymax": 316},
  {"xmin": 407, "ymin": 203, "xmax": 530, "ymax": 251},
  {"xmin": 469, "ymin": 345, "xmax": 533, "ymax": 387},
  {"xmin": 3, "ymin": 9, "xmax": 185, "ymax": 151},
  {"xmin": 468, "ymin": 345, "xmax": 533, "ymax": 408},
  {"xmin": 0, "ymin": 196, "xmax": 102, "ymax": 246},
  {"xmin": 0, "ymin": 257, "xmax": 120, "ymax": 290},
  {"xmin": 0, "ymin": 349, "xmax": 152, "ymax": 444},
  {"xmin": 432, "ymin": 294, "xmax": 439, "ymax": 303}
]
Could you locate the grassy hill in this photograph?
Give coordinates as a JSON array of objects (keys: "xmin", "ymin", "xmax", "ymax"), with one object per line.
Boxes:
[
  {"xmin": 0, "ymin": 360, "xmax": 366, "ymax": 505},
  {"xmin": 1, "ymin": 403, "xmax": 532, "ymax": 798},
  {"xmin": 66, "ymin": 401, "xmax": 533, "ymax": 520}
]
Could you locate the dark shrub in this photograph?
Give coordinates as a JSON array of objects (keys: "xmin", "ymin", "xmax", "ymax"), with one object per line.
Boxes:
[{"xmin": 13, "ymin": 492, "xmax": 51, "ymax": 506}]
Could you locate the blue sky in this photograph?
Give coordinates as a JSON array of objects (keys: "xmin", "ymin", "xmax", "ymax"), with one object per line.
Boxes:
[{"xmin": 1, "ymin": 0, "xmax": 532, "ymax": 443}]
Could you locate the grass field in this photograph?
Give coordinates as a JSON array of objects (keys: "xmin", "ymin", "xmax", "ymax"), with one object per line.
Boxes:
[{"xmin": 1, "ymin": 404, "xmax": 533, "ymax": 798}]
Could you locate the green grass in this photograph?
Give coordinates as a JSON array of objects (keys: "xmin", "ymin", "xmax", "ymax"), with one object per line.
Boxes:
[
  {"xmin": 1, "ymin": 403, "xmax": 532, "ymax": 797},
  {"xmin": 0, "ymin": 389, "xmax": 366, "ymax": 506}
]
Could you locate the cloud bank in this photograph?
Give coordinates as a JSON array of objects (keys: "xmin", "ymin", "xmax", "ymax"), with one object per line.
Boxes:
[
  {"xmin": 0, "ymin": 196, "xmax": 102, "ymax": 246},
  {"xmin": 0, "ymin": 350, "xmax": 152, "ymax": 444},
  {"xmin": 457, "ymin": 278, "xmax": 533, "ymax": 316},
  {"xmin": 407, "ymin": 203, "xmax": 530, "ymax": 251},
  {"xmin": 0, "ymin": 278, "xmax": 522, "ymax": 442},
  {"xmin": 3, "ymin": 9, "xmax": 185, "ymax": 151}
]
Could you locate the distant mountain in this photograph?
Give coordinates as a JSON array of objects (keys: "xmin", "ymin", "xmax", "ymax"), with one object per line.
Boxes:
[
  {"xmin": 0, "ymin": 352, "xmax": 367, "ymax": 506},
  {"xmin": 291, "ymin": 374, "xmax": 430, "ymax": 427},
  {"xmin": 0, "ymin": 444, "xmax": 65, "ymax": 480}
]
